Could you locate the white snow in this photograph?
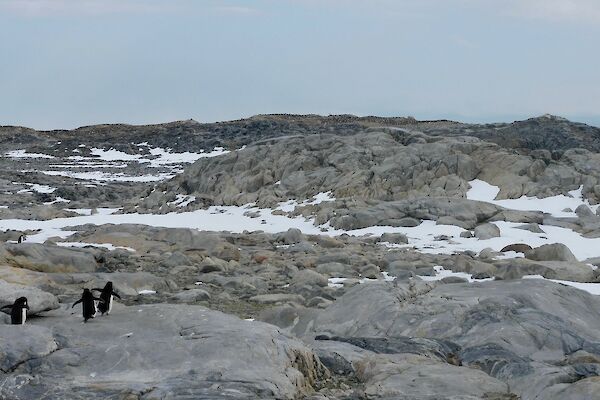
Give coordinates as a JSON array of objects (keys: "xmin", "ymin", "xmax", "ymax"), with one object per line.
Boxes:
[
  {"xmin": 38, "ymin": 170, "xmax": 174, "ymax": 182},
  {"xmin": 168, "ymin": 194, "xmax": 196, "ymax": 207},
  {"xmin": 56, "ymin": 242, "xmax": 135, "ymax": 252},
  {"xmin": 275, "ymin": 192, "xmax": 336, "ymax": 213},
  {"xmin": 6, "ymin": 150, "xmax": 55, "ymax": 159},
  {"xmin": 138, "ymin": 290, "xmax": 156, "ymax": 295},
  {"xmin": 43, "ymin": 197, "xmax": 71, "ymax": 205},
  {"xmin": 145, "ymin": 146, "xmax": 230, "ymax": 166},
  {"xmin": 89, "ymin": 148, "xmax": 144, "ymax": 162},
  {"xmin": 417, "ymin": 265, "xmax": 494, "ymax": 283},
  {"xmin": 16, "ymin": 183, "xmax": 57, "ymax": 194},
  {"xmin": 467, "ymin": 179, "xmax": 599, "ymax": 217},
  {"xmin": 328, "ymin": 277, "xmax": 347, "ymax": 288}
]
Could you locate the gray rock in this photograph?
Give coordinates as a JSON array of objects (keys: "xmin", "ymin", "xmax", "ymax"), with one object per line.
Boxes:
[
  {"xmin": 395, "ymin": 217, "xmax": 421, "ymax": 227},
  {"xmin": 575, "ymin": 204, "xmax": 596, "ymax": 220},
  {"xmin": 0, "ymin": 243, "xmax": 99, "ymax": 273},
  {"xmin": 302, "ymin": 279, "xmax": 600, "ymax": 398},
  {"xmin": 316, "ymin": 262, "xmax": 349, "ymax": 277},
  {"xmin": 276, "ymin": 228, "xmax": 305, "ymax": 244},
  {"xmin": 0, "ymin": 304, "xmax": 328, "ymax": 399},
  {"xmin": 474, "ymin": 223, "xmax": 501, "ymax": 240},
  {"xmin": 170, "ymin": 289, "xmax": 211, "ymax": 303},
  {"xmin": 0, "ymin": 279, "xmax": 59, "ymax": 315},
  {"xmin": 380, "ymin": 232, "xmax": 408, "ymax": 244},
  {"xmin": 249, "ymin": 293, "xmax": 305, "ymax": 305},
  {"xmin": 292, "ymin": 269, "xmax": 328, "ymax": 287},
  {"xmin": 441, "ymin": 276, "xmax": 469, "ymax": 284},
  {"xmin": 525, "ymin": 243, "xmax": 578, "ymax": 262},
  {"xmin": 0, "ymin": 325, "xmax": 58, "ymax": 372},
  {"xmin": 515, "ymin": 223, "xmax": 545, "ymax": 233}
]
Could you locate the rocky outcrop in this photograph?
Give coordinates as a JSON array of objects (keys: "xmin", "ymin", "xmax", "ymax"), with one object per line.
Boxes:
[
  {"xmin": 0, "ymin": 279, "xmax": 59, "ymax": 314},
  {"xmin": 0, "ymin": 304, "xmax": 329, "ymax": 399},
  {"xmin": 0, "ymin": 243, "xmax": 100, "ymax": 273},
  {"xmin": 288, "ymin": 279, "xmax": 600, "ymax": 399}
]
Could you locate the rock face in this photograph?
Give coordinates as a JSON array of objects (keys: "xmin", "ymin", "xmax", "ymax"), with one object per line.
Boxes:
[
  {"xmin": 0, "ymin": 243, "xmax": 99, "ymax": 273},
  {"xmin": 0, "ymin": 304, "xmax": 328, "ymax": 399},
  {"xmin": 277, "ymin": 279, "xmax": 600, "ymax": 399},
  {"xmin": 129, "ymin": 117, "xmax": 600, "ymax": 216},
  {"xmin": 0, "ymin": 279, "xmax": 59, "ymax": 315}
]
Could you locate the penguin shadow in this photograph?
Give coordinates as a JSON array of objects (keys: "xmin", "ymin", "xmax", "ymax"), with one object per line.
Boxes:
[{"xmin": 71, "ymin": 282, "xmax": 122, "ymax": 324}]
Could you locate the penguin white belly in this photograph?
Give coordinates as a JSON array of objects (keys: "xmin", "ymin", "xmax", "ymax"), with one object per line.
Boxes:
[
  {"xmin": 21, "ymin": 308, "xmax": 26, "ymax": 325},
  {"xmin": 108, "ymin": 295, "xmax": 113, "ymax": 314},
  {"xmin": 93, "ymin": 300, "xmax": 98, "ymax": 317}
]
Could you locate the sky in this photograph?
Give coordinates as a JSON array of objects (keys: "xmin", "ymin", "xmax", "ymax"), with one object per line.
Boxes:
[{"xmin": 0, "ymin": 0, "xmax": 599, "ymax": 130}]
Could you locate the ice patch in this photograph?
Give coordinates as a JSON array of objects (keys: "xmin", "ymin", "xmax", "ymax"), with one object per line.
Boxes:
[
  {"xmin": 38, "ymin": 170, "xmax": 174, "ymax": 182},
  {"xmin": 138, "ymin": 290, "xmax": 156, "ymax": 295},
  {"xmin": 6, "ymin": 150, "xmax": 55, "ymax": 159},
  {"xmin": 417, "ymin": 266, "xmax": 494, "ymax": 283},
  {"xmin": 15, "ymin": 183, "xmax": 56, "ymax": 194}
]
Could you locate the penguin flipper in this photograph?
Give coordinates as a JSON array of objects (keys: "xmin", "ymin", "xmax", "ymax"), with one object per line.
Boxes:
[
  {"xmin": 91, "ymin": 288, "xmax": 103, "ymax": 292},
  {"xmin": 72, "ymin": 299, "xmax": 82, "ymax": 308},
  {"xmin": 113, "ymin": 292, "xmax": 122, "ymax": 299},
  {"xmin": 0, "ymin": 304, "xmax": 13, "ymax": 310}
]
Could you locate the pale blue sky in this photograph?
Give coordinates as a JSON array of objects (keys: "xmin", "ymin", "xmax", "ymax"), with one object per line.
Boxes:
[{"xmin": 1, "ymin": 0, "xmax": 599, "ymax": 129}]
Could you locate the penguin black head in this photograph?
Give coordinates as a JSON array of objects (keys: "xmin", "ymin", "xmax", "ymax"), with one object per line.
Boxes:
[
  {"xmin": 105, "ymin": 282, "xmax": 113, "ymax": 291},
  {"xmin": 15, "ymin": 297, "xmax": 29, "ymax": 310}
]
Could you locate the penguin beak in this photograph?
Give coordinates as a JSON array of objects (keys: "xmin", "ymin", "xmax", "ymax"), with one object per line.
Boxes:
[{"xmin": 25, "ymin": 304, "xmax": 30, "ymax": 310}]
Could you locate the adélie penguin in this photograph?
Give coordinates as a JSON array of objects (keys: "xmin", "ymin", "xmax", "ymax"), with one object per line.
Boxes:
[
  {"xmin": 0, "ymin": 297, "xmax": 30, "ymax": 325},
  {"xmin": 92, "ymin": 282, "xmax": 121, "ymax": 315},
  {"xmin": 72, "ymin": 288, "xmax": 103, "ymax": 322}
]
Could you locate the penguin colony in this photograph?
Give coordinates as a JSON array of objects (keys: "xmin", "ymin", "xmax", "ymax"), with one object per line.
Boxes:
[{"xmin": 1, "ymin": 281, "xmax": 121, "ymax": 325}]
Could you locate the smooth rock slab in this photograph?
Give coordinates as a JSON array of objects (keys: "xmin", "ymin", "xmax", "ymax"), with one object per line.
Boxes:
[
  {"xmin": 0, "ymin": 304, "xmax": 328, "ymax": 399},
  {"xmin": 300, "ymin": 279, "xmax": 600, "ymax": 399},
  {"xmin": 0, "ymin": 243, "xmax": 99, "ymax": 273},
  {"xmin": 0, "ymin": 325, "xmax": 58, "ymax": 373}
]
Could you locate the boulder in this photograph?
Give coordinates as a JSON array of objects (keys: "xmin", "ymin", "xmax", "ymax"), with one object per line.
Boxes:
[
  {"xmin": 249, "ymin": 293, "xmax": 305, "ymax": 305},
  {"xmin": 0, "ymin": 243, "xmax": 99, "ymax": 273},
  {"xmin": 170, "ymin": 289, "xmax": 211, "ymax": 303},
  {"xmin": 276, "ymin": 228, "xmax": 305, "ymax": 244},
  {"xmin": 474, "ymin": 223, "xmax": 501, "ymax": 240},
  {"xmin": 380, "ymin": 232, "xmax": 408, "ymax": 244},
  {"xmin": 525, "ymin": 243, "xmax": 578, "ymax": 262},
  {"xmin": 0, "ymin": 280, "xmax": 59, "ymax": 315},
  {"xmin": 292, "ymin": 269, "xmax": 328, "ymax": 287}
]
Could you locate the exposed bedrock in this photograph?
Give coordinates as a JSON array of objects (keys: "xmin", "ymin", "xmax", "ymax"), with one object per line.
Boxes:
[{"xmin": 262, "ymin": 279, "xmax": 600, "ymax": 399}]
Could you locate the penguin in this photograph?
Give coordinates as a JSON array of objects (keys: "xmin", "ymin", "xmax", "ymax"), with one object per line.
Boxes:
[
  {"xmin": 72, "ymin": 289, "xmax": 103, "ymax": 322},
  {"xmin": 0, "ymin": 297, "xmax": 30, "ymax": 325},
  {"xmin": 17, "ymin": 234, "xmax": 26, "ymax": 244},
  {"xmin": 92, "ymin": 282, "xmax": 121, "ymax": 315}
]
